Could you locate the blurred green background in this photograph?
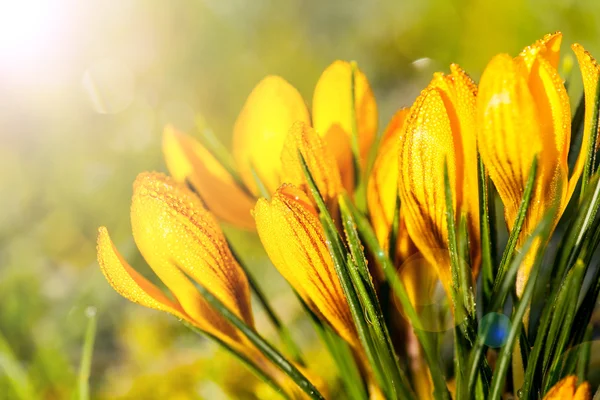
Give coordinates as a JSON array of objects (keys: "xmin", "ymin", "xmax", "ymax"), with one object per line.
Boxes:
[{"xmin": 1, "ymin": 0, "xmax": 600, "ymax": 398}]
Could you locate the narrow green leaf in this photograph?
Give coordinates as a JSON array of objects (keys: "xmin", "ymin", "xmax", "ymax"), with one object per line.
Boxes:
[
  {"xmin": 443, "ymin": 160, "xmax": 477, "ymax": 399},
  {"xmin": 349, "ymin": 61, "xmax": 361, "ymax": 178},
  {"xmin": 299, "ymin": 151, "xmax": 402, "ymax": 398},
  {"xmin": 522, "ymin": 174, "xmax": 600, "ymax": 398},
  {"xmin": 296, "ymin": 294, "xmax": 366, "ymax": 400},
  {"xmin": 340, "ymin": 196, "xmax": 414, "ymax": 399},
  {"xmin": 478, "ymin": 158, "xmax": 496, "ymax": 311},
  {"xmin": 554, "ymin": 174, "xmax": 600, "ymax": 287},
  {"xmin": 544, "ymin": 260, "xmax": 587, "ymax": 394},
  {"xmin": 192, "ymin": 282, "xmax": 325, "ymax": 400},
  {"xmin": 388, "ymin": 194, "xmax": 401, "ymax": 261},
  {"xmin": 250, "ymin": 163, "xmax": 271, "ymax": 200},
  {"xmin": 465, "ymin": 208, "xmax": 554, "ymax": 398},
  {"xmin": 488, "ymin": 243, "xmax": 546, "ymax": 400},
  {"xmin": 78, "ymin": 307, "xmax": 97, "ymax": 400},
  {"xmin": 342, "ymin": 194, "xmax": 451, "ymax": 400}
]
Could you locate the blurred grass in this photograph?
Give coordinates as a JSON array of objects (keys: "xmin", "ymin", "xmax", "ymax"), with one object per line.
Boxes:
[{"xmin": 1, "ymin": 0, "xmax": 600, "ymax": 398}]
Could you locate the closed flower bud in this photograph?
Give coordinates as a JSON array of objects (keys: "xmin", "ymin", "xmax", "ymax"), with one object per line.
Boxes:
[
  {"xmin": 254, "ymin": 184, "xmax": 358, "ymax": 347},
  {"xmin": 398, "ymin": 65, "xmax": 480, "ymax": 295}
]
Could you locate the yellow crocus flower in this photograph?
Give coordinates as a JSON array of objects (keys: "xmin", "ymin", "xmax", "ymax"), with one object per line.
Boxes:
[
  {"xmin": 543, "ymin": 376, "xmax": 591, "ymax": 400},
  {"xmin": 98, "ymin": 172, "xmax": 253, "ymax": 340},
  {"xmin": 254, "ymin": 184, "xmax": 358, "ymax": 347},
  {"xmin": 97, "ymin": 172, "xmax": 302, "ymax": 396},
  {"xmin": 313, "ymin": 60, "xmax": 378, "ymax": 188},
  {"xmin": 163, "ymin": 61, "xmax": 377, "ymax": 229},
  {"xmin": 397, "ymin": 64, "xmax": 480, "ymax": 295},
  {"xmin": 477, "ymin": 33, "xmax": 600, "ymax": 295}
]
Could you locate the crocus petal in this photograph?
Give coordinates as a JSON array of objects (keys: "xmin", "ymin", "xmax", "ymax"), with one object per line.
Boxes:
[
  {"xmin": 232, "ymin": 76, "xmax": 310, "ymax": 194},
  {"xmin": 281, "ymin": 121, "xmax": 343, "ymax": 208},
  {"xmin": 97, "ymin": 226, "xmax": 192, "ymax": 323},
  {"xmin": 163, "ymin": 126, "xmax": 256, "ymax": 230},
  {"xmin": 130, "ymin": 172, "xmax": 254, "ymax": 339},
  {"xmin": 479, "ymin": 40, "xmax": 572, "ymax": 297},
  {"xmin": 254, "ymin": 184, "xmax": 357, "ymax": 346},
  {"xmin": 312, "ymin": 60, "xmax": 378, "ymax": 169},
  {"xmin": 398, "ymin": 87, "xmax": 458, "ymax": 294},
  {"xmin": 477, "ymin": 54, "xmax": 543, "ymax": 228},
  {"xmin": 543, "ymin": 376, "xmax": 591, "ymax": 400},
  {"xmin": 574, "ymin": 382, "xmax": 592, "ymax": 400},
  {"xmin": 519, "ymin": 32, "xmax": 563, "ymax": 71},
  {"xmin": 571, "ymin": 44, "xmax": 600, "ymax": 197},
  {"xmin": 367, "ymin": 109, "xmax": 407, "ymax": 245},
  {"xmin": 431, "ymin": 64, "xmax": 481, "ymax": 271}
]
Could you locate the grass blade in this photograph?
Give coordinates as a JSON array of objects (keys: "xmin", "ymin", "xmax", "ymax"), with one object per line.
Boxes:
[{"xmin": 78, "ymin": 307, "xmax": 97, "ymax": 400}]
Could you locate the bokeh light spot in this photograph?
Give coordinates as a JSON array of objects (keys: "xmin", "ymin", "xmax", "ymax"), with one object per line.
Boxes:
[{"xmin": 479, "ymin": 312, "xmax": 511, "ymax": 348}]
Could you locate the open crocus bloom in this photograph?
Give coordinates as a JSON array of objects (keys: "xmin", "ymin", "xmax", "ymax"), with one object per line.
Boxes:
[
  {"xmin": 97, "ymin": 172, "xmax": 310, "ymax": 397},
  {"xmin": 397, "ymin": 64, "xmax": 480, "ymax": 296},
  {"xmin": 163, "ymin": 61, "xmax": 377, "ymax": 230},
  {"xmin": 477, "ymin": 32, "xmax": 600, "ymax": 295},
  {"xmin": 543, "ymin": 376, "xmax": 590, "ymax": 400}
]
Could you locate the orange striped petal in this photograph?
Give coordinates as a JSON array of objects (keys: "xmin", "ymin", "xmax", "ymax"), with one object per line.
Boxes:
[
  {"xmin": 130, "ymin": 172, "xmax": 254, "ymax": 340},
  {"xmin": 477, "ymin": 54, "xmax": 543, "ymax": 228},
  {"xmin": 232, "ymin": 76, "xmax": 310, "ymax": 194},
  {"xmin": 398, "ymin": 87, "xmax": 458, "ymax": 294},
  {"xmin": 312, "ymin": 61, "xmax": 378, "ymax": 169},
  {"xmin": 367, "ymin": 108, "xmax": 409, "ymax": 249},
  {"xmin": 571, "ymin": 44, "xmax": 600, "ymax": 197},
  {"xmin": 543, "ymin": 376, "xmax": 591, "ymax": 400},
  {"xmin": 254, "ymin": 184, "xmax": 357, "ymax": 346},
  {"xmin": 97, "ymin": 226, "xmax": 191, "ymax": 323},
  {"xmin": 162, "ymin": 126, "xmax": 256, "ymax": 230},
  {"xmin": 281, "ymin": 121, "xmax": 343, "ymax": 208}
]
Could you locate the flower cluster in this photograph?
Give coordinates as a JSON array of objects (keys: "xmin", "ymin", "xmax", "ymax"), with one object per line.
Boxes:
[{"xmin": 98, "ymin": 33, "xmax": 600, "ymax": 399}]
